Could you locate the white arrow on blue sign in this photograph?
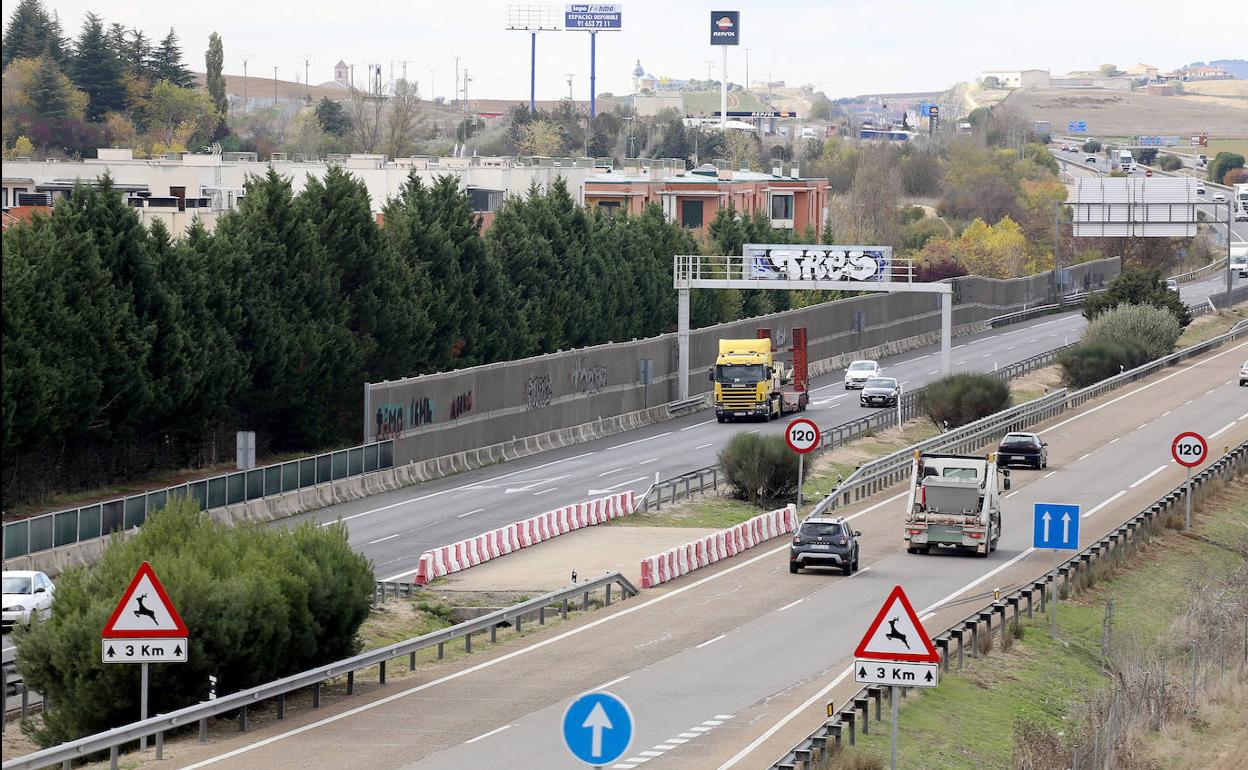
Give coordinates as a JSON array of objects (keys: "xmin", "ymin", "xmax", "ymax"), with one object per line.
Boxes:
[
  {"xmin": 562, "ymin": 691, "xmax": 634, "ymax": 765},
  {"xmin": 1033, "ymin": 502, "xmax": 1080, "ymax": 550}
]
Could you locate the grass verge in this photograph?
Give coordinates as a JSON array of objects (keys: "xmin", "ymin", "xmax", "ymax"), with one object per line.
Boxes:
[
  {"xmin": 1176, "ymin": 303, "xmax": 1248, "ymax": 348},
  {"xmin": 822, "ymin": 476, "xmax": 1248, "ymax": 770}
]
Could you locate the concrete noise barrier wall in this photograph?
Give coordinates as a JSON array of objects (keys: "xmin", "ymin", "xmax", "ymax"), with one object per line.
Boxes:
[
  {"xmin": 366, "ymin": 258, "xmax": 1120, "ymax": 468},
  {"xmin": 640, "ymin": 504, "xmax": 798, "ymax": 588},
  {"xmin": 414, "ymin": 491, "xmax": 635, "ymax": 584}
]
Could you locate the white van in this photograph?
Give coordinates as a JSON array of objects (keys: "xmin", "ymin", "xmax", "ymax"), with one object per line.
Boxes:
[{"xmin": 1231, "ymin": 246, "xmax": 1248, "ymax": 278}]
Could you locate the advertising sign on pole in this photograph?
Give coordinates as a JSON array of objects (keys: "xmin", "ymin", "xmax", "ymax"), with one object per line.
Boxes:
[
  {"xmin": 709, "ymin": 11, "xmax": 740, "ymax": 44},
  {"xmin": 564, "ymin": 4, "xmax": 622, "ymax": 29}
]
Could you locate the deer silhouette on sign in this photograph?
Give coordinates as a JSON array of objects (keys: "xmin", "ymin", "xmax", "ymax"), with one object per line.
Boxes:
[
  {"xmin": 133, "ymin": 594, "xmax": 158, "ymax": 624},
  {"xmin": 885, "ymin": 617, "xmax": 910, "ymax": 650}
]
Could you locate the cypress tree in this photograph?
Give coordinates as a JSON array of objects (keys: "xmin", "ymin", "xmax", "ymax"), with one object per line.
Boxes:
[
  {"xmin": 70, "ymin": 12, "xmax": 127, "ymax": 120},
  {"xmin": 205, "ymin": 32, "xmax": 226, "ymax": 116}
]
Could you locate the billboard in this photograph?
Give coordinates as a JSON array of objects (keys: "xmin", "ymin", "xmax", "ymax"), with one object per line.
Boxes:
[
  {"xmin": 565, "ymin": 4, "xmax": 622, "ymax": 29},
  {"xmin": 744, "ymin": 244, "xmax": 895, "ymax": 283},
  {"xmin": 713, "ymin": 110, "xmax": 798, "ymax": 118},
  {"xmin": 1070, "ymin": 178, "xmax": 1197, "ymax": 238},
  {"xmin": 1136, "ymin": 135, "xmax": 1180, "ymax": 146},
  {"xmin": 1068, "ymin": 121, "xmax": 1087, "ymax": 132},
  {"xmin": 710, "ymin": 11, "xmax": 740, "ymax": 45}
]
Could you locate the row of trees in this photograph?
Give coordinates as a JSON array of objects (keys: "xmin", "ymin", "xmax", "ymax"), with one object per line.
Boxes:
[
  {"xmin": 1, "ymin": 169, "xmax": 802, "ymax": 506},
  {"xmin": 2, "ymin": 0, "xmax": 222, "ymax": 156}
]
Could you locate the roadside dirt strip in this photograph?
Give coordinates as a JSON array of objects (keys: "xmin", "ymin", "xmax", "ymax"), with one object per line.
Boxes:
[{"xmin": 104, "ymin": 340, "xmax": 1247, "ymax": 770}]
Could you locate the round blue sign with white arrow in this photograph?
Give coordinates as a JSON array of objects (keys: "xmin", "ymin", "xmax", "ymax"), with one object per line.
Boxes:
[{"xmin": 562, "ymin": 691, "xmax": 634, "ymax": 765}]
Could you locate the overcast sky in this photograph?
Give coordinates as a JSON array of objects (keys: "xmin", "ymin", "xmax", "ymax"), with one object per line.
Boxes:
[{"xmin": 36, "ymin": 0, "xmax": 1246, "ymax": 100}]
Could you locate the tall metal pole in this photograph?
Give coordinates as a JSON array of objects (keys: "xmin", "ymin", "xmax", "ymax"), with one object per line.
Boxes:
[
  {"xmin": 1226, "ymin": 202, "xmax": 1233, "ymax": 309},
  {"xmin": 1049, "ymin": 549, "xmax": 1058, "ymax": 640},
  {"xmin": 529, "ymin": 32, "xmax": 537, "ymax": 112},
  {"xmin": 939, "ymin": 291, "xmax": 952, "ymax": 376},
  {"xmin": 889, "ymin": 685, "xmax": 899, "ymax": 770},
  {"xmin": 590, "ymin": 31, "xmax": 597, "ymax": 120},
  {"xmin": 797, "ymin": 452, "xmax": 804, "ymax": 509},
  {"xmin": 678, "ymin": 287, "xmax": 691, "ymax": 399},
  {"xmin": 272, "ymin": 66, "xmax": 278, "ymax": 105},
  {"xmin": 139, "ymin": 662, "xmax": 150, "ymax": 751},
  {"xmin": 1184, "ymin": 465, "xmax": 1192, "ymax": 530},
  {"xmin": 720, "ymin": 47, "xmax": 728, "ymax": 129}
]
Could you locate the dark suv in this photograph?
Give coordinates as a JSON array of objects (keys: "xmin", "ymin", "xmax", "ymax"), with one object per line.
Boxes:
[{"xmin": 789, "ymin": 517, "xmax": 860, "ymax": 575}]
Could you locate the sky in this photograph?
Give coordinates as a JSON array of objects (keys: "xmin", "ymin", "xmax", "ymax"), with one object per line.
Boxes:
[{"xmin": 30, "ymin": 0, "xmax": 1247, "ymax": 101}]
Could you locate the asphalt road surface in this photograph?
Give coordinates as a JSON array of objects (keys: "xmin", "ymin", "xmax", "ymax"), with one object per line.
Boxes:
[{"xmin": 155, "ymin": 333, "xmax": 1248, "ymax": 770}]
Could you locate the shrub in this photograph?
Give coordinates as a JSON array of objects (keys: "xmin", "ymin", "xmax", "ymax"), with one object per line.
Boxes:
[
  {"xmin": 1083, "ymin": 268, "xmax": 1191, "ymax": 327},
  {"xmin": 1157, "ymin": 153, "xmax": 1183, "ymax": 171},
  {"xmin": 1208, "ymin": 151, "xmax": 1244, "ymax": 184},
  {"xmin": 1057, "ymin": 339, "xmax": 1149, "ymax": 388},
  {"xmin": 14, "ymin": 497, "xmax": 374, "ymax": 746},
  {"xmin": 719, "ymin": 431, "xmax": 799, "ymax": 506},
  {"xmin": 917, "ymin": 373, "xmax": 1012, "ymax": 430},
  {"xmin": 1083, "ymin": 303, "xmax": 1181, "ymax": 361},
  {"xmin": 1082, "ymin": 140, "xmax": 1102, "ymax": 153}
]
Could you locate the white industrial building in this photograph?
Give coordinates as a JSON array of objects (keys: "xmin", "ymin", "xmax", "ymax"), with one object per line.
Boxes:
[{"xmin": 980, "ymin": 69, "xmax": 1051, "ymax": 89}]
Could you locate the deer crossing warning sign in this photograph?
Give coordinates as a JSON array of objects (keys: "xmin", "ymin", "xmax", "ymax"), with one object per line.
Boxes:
[
  {"xmin": 101, "ymin": 561, "xmax": 188, "ymax": 664},
  {"xmin": 853, "ymin": 585, "xmax": 939, "ymax": 663}
]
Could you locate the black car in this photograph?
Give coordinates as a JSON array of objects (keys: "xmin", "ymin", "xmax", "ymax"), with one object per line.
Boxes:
[
  {"xmin": 790, "ymin": 517, "xmax": 860, "ymax": 575},
  {"xmin": 860, "ymin": 377, "xmax": 900, "ymax": 407},
  {"xmin": 996, "ymin": 432, "xmax": 1048, "ymax": 469}
]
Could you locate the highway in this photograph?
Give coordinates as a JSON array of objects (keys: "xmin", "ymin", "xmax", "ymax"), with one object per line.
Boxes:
[
  {"xmin": 276, "ymin": 272, "xmax": 1231, "ymax": 585},
  {"xmin": 156, "ymin": 329, "xmax": 1248, "ymax": 770}
]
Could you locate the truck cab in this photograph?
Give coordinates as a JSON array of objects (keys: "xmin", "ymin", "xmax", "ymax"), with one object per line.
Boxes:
[
  {"xmin": 710, "ymin": 336, "xmax": 809, "ymax": 422},
  {"xmin": 903, "ymin": 451, "xmax": 1009, "ymax": 557}
]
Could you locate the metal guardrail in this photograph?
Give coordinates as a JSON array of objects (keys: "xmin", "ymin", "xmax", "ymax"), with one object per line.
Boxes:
[
  {"xmin": 1170, "ymin": 257, "xmax": 1227, "ymax": 284},
  {"xmin": 771, "ymin": 440, "xmax": 1248, "ymax": 769},
  {"xmin": 2, "ymin": 572, "xmax": 638, "ymax": 770},
  {"xmin": 3, "ymin": 440, "xmax": 396, "ymax": 560},
  {"xmin": 984, "ymin": 291, "xmax": 1097, "ymax": 329},
  {"xmin": 637, "ymin": 344, "xmax": 1071, "ymax": 513}
]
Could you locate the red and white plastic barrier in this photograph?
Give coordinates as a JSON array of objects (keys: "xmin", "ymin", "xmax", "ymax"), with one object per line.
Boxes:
[
  {"xmin": 413, "ymin": 491, "xmax": 635, "ymax": 584},
  {"xmin": 639, "ymin": 504, "xmax": 797, "ymax": 589}
]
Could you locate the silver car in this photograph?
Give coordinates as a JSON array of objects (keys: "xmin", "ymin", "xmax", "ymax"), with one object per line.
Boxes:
[
  {"xmin": 3, "ymin": 571, "xmax": 55, "ymax": 631},
  {"xmin": 844, "ymin": 360, "xmax": 881, "ymax": 390}
]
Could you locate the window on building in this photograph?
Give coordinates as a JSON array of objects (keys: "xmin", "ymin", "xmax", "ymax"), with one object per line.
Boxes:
[
  {"xmin": 680, "ymin": 199, "xmax": 704, "ymax": 228},
  {"xmin": 597, "ymin": 201, "xmax": 622, "ymax": 216},
  {"xmin": 770, "ymin": 193, "xmax": 794, "ymax": 221},
  {"xmin": 2, "ymin": 188, "xmax": 8, "ymax": 207}
]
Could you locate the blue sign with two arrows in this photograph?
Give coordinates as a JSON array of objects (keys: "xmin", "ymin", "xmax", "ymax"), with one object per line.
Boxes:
[
  {"xmin": 1033, "ymin": 503, "xmax": 1080, "ymax": 550},
  {"xmin": 563, "ymin": 692, "xmax": 634, "ymax": 765}
]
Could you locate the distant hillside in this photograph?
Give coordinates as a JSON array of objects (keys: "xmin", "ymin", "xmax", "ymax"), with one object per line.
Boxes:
[{"xmin": 1005, "ymin": 87, "xmax": 1247, "ymax": 138}]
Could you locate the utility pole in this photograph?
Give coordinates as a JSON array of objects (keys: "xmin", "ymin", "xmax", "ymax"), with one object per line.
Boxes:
[
  {"xmin": 272, "ymin": 66, "xmax": 278, "ymax": 105},
  {"xmin": 349, "ymin": 63, "xmax": 355, "ymax": 90},
  {"xmin": 397, "ymin": 59, "xmax": 413, "ymax": 87},
  {"xmin": 745, "ymin": 48, "xmax": 750, "ymax": 92},
  {"xmin": 706, "ymin": 59, "xmax": 713, "ymax": 85},
  {"xmin": 566, "ymin": 73, "xmax": 575, "ymax": 102},
  {"xmin": 299, "ymin": 55, "xmax": 313, "ymax": 99},
  {"xmin": 430, "ymin": 69, "xmax": 436, "ymax": 101},
  {"xmin": 238, "ymin": 55, "xmax": 252, "ymax": 113},
  {"xmin": 454, "ymin": 56, "xmax": 461, "ymax": 106}
]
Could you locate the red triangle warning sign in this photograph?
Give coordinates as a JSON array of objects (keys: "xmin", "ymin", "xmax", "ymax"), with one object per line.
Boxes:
[
  {"xmin": 101, "ymin": 562, "xmax": 188, "ymax": 639},
  {"xmin": 854, "ymin": 585, "xmax": 939, "ymax": 663}
]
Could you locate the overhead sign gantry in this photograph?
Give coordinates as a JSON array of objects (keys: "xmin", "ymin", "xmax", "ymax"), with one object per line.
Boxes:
[{"xmin": 673, "ymin": 244, "xmax": 954, "ymax": 399}]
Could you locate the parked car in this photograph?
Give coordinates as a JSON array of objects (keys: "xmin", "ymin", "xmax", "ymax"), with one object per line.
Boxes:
[
  {"xmin": 844, "ymin": 360, "xmax": 882, "ymax": 389},
  {"xmin": 1240, "ymin": 361, "xmax": 1248, "ymax": 387},
  {"xmin": 2, "ymin": 570, "xmax": 55, "ymax": 631},
  {"xmin": 790, "ymin": 517, "xmax": 860, "ymax": 575},
  {"xmin": 996, "ymin": 432, "xmax": 1049, "ymax": 469},
  {"xmin": 860, "ymin": 377, "xmax": 901, "ymax": 407}
]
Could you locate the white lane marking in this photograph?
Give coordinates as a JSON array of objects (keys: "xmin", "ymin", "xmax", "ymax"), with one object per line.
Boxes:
[
  {"xmin": 681, "ymin": 420, "xmax": 716, "ymax": 431},
  {"xmin": 1083, "ymin": 491, "xmax": 1127, "ymax": 518},
  {"xmin": 696, "ymin": 634, "xmax": 726, "ymax": 649},
  {"xmin": 1161, "ymin": 411, "xmax": 1171, "ymax": 417},
  {"xmin": 844, "ymin": 492, "xmax": 908, "ymax": 521},
  {"xmin": 639, "ymin": 458, "xmax": 661, "ymax": 465},
  {"xmin": 1185, "ymin": 399, "xmax": 1194, "ymax": 405},
  {"xmin": 655, "ymin": 744, "xmax": 678, "ymax": 750},
  {"xmin": 929, "ymin": 370, "xmax": 939, "ymax": 375},
  {"xmin": 613, "ymin": 764, "xmax": 638, "ymax": 769},
  {"xmin": 981, "ymin": 353, "xmax": 991, "ymax": 358},
  {"xmin": 639, "ymin": 750, "xmax": 664, "ymax": 757},
  {"xmin": 695, "ymin": 443, "xmax": 714, "ymax": 450},
  {"xmin": 703, "ymin": 719, "xmax": 725, "ymax": 726},
  {"xmin": 778, "ymin": 599, "xmax": 804, "ymax": 612},
  {"xmin": 677, "ymin": 733, "xmax": 700, "ymax": 739},
  {"xmin": 1078, "ymin": 453, "xmax": 1092, "ymax": 461},
  {"xmin": 365, "ymin": 533, "xmax": 402, "ymax": 545},
  {"xmin": 181, "ymin": 538, "xmax": 799, "ymax": 769},
  {"xmin": 502, "ymin": 474, "xmax": 571, "ymax": 493},
  {"xmin": 594, "ymin": 675, "xmax": 630, "ymax": 691},
  {"xmin": 1136, "ymin": 424, "xmax": 1148, "ymax": 431},
  {"xmin": 598, "ymin": 468, "xmax": 626, "ymax": 477},
  {"xmin": 1043, "ymin": 471, "xmax": 1057, "ymax": 479},
  {"xmin": 1240, "ymin": 411, "xmax": 1248, "ymax": 421},
  {"xmin": 1006, "ymin": 346, "xmax": 1016, "ymax": 351},
  {"xmin": 532, "ymin": 487, "xmax": 559, "ymax": 496},
  {"xmin": 746, "ymin": 429, "xmax": 760, "ymax": 434},
  {"xmin": 1005, "ymin": 490, "xmax": 1021, "ymax": 498},
  {"xmin": 621, "ymin": 759, "xmax": 651, "ymax": 765},
  {"xmin": 920, "ymin": 547, "xmax": 1038, "ymax": 615},
  {"xmin": 716, "ymin": 714, "xmax": 736, "ymax": 720},
  {"xmin": 606, "ymin": 432, "xmax": 673, "ymax": 451},
  {"xmin": 956, "ymin": 360, "xmax": 966, "ymax": 366},
  {"xmin": 465, "ymin": 724, "xmax": 513, "ymax": 744},
  {"xmin": 1108, "ymin": 438, "xmax": 1121, "ymax": 445},
  {"xmin": 325, "ymin": 452, "xmax": 597, "ymax": 527},
  {"xmin": 590, "ymin": 476, "xmax": 648, "ymax": 493},
  {"xmin": 666, "ymin": 737, "xmax": 689, "ymax": 744},
  {"xmin": 455, "ymin": 508, "xmax": 485, "ymax": 519},
  {"xmin": 690, "ymin": 726, "xmax": 712, "ymax": 733},
  {"xmin": 1209, "ymin": 421, "xmax": 1237, "ymax": 439},
  {"xmin": 1129, "ymin": 465, "xmax": 1169, "ymax": 489}
]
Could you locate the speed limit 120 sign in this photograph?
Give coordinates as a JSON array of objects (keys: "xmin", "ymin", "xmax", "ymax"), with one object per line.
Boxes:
[
  {"xmin": 785, "ymin": 418, "xmax": 821, "ymax": 454},
  {"xmin": 1171, "ymin": 431, "xmax": 1208, "ymax": 468}
]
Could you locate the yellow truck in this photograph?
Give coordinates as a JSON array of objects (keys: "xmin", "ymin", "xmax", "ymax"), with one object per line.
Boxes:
[{"xmin": 709, "ymin": 334, "xmax": 809, "ymax": 422}]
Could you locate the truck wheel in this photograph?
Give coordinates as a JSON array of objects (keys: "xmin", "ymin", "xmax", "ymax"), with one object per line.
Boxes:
[{"xmin": 717, "ymin": 415, "xmax": 726, "ymax": 423}]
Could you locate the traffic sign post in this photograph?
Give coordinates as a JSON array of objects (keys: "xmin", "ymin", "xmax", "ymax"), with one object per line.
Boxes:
[
  {"xmin": 1033, "ymin": 503, "xmax": 1080, "ymax": 640},
  {"xmin": 101, "ymin": 562, "xmax": 188, "ymax": 749},
  {"xmin": 1172, "ymin": 432, "xmax": 1207, "ymax": 530},
  {"xmin": 563, "ymin": 691, "xmax": 633, "ymax": 766},
  {"xmin": 785, "ymin": 418, "xmax": 820, "ymax": 509},
  {"xmin": 853, "ymin": 585, "xmax": 939, "ymax": 770}
]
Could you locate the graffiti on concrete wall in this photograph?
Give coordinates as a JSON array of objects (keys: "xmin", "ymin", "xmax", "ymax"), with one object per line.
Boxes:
[
  {"xmin": 449, "ymin": 391, "xmax": 474, "ymax": 420},
  {"xmin": 570, "ymin": 357, "xmax": 608, "ymax": 395},
  {"xmin": 375, "ymin": 396, "xmax": 434, "ymax": 439},
  {"xmin": 410, "ymin": 396, "xmax": 434, "ymax": 428},
  {"xmin": 525, "ymin": 375, "xmax": 552, "ymax": 410}
]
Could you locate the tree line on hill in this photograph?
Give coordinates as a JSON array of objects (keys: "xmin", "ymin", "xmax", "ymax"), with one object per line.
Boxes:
[{"xmin": 0, "ymin": 169, "xmax": 803, "ymax": 508}]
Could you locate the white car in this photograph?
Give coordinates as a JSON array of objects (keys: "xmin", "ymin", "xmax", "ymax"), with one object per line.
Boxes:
[
  {"xmin": 844, "ymin": 360, "xmax": 882, "ymax": 389},
  {"xmin": 1212, "ymin": 192, "xmax": 1226, "ymax": 202},
  {"xmin": 1166, "ymin": 278, "xmax": 1180, "ymax": 296},
  {"xmin": 1196, "ymin": 183, "xmax": 1206, "ymax": 195},
  {"xmin": 1240, "ymin": 361, "xmax": 1248, "ymax": 387},
  {"xmin": 2, "ymin": 570, "xmax": 55, "ymax": 631}
]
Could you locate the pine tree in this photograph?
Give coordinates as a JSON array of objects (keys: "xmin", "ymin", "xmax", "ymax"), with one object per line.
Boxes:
[
  {"xmin": 2, "ymin": 0, "xmax": 66, "ymax": 67},
  {"xmin": 205, "ymin": 32, "xmax": 226, "ymax": 116},
  {"xmin": 152, "ymin": 28, "xmax": 192, "ymax": 88},
  {"xmin": 127, "ymin": 28, "xmax": 152, "ymax": 81},
  {"xmin": 70, "ymin": 12, "xmax": 127, "ymax": 121},
  {"xmin": 27, "ymin": 55, "xmax": 73, "ymax": 121}
]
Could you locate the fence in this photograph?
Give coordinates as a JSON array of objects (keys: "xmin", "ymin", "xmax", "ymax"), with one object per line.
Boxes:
[
  {"xmin": 637, "ymin": 343, "xmax": 1070, "ymax": 513},
  {"xmin": 2, "ymin": 441, "xmax": 396, "ymax": 561},
  {"xmin": 1, "ymin": 572, "xmax": 638, "ymax": 770},
  {"xmin": 770, "ymin": 440, "xmax": 1248, "ymax": 769}
]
